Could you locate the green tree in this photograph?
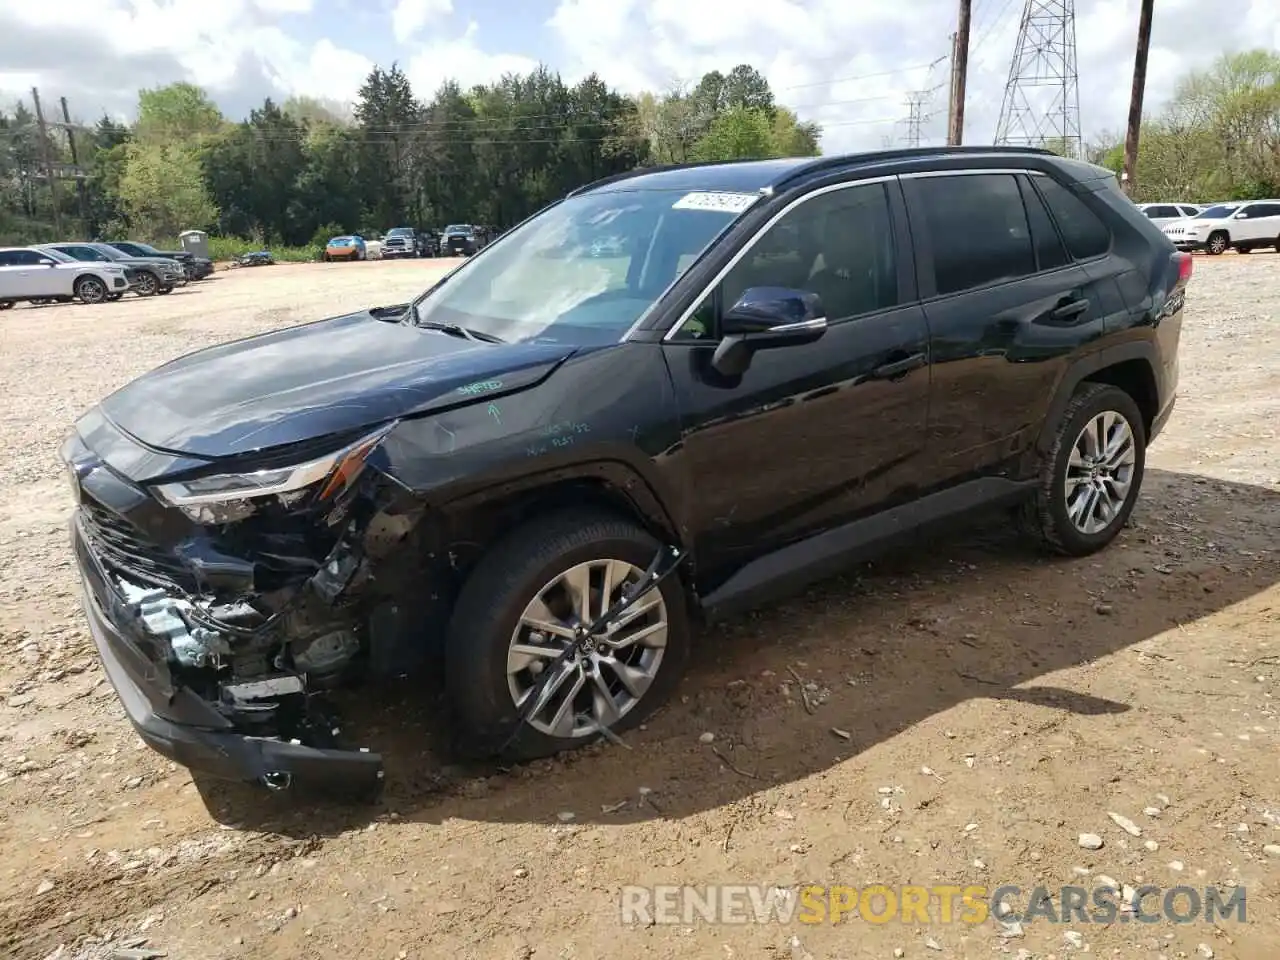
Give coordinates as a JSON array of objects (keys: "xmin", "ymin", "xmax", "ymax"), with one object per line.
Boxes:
[
  {"xmin": 118, "ymin": 141, "xmax": 217, "ymax": 237},
  {"xmin": 692, "ymin": 106, "xmax": 776, "ymax": 161},
  {"xmin": 134, "ymin": 82, "xmax": 224, "ymax": 145}
]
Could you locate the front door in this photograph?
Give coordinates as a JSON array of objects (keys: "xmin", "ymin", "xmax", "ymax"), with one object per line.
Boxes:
[{"xmin": 661, "ymin": 178, "xmax": 931, "ymax": 578}]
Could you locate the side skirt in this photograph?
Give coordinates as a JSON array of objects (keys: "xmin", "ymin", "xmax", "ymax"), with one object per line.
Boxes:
[{"xmin": 699, "ymin": 477, "xmax": 1036, "ymax": 622}]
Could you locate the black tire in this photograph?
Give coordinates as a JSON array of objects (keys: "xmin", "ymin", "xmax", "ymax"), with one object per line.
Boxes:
[
  {"xmin": 74, "ymin": 275, "xmax": 108, "ymax": 305},
  {"xmin": 106, "ymin": 293, "xmax": 123, "ymax": 301},
  {"xmin": 1236, "ymin": 245, "xmax": 1251, "ymax": 254},
  {"xmin": 0, "ymin": 300, "xmax": 13, "ymax": 311},
  {"xmin": 135, "ymin": 271, "xmax": 159, "ymax": 296},
  {"xmin": 1018, "ymin": 382, "xmax": 1146, "ymax": 557},
  {"xmin": 322, "ymin": 252, "xmax": 331, "ymax": 263},
  {"xmin": 1206, "ymin": 231, "xmax": 1229, "ymax": 255},
  {"xmin": 445, "ymin": 508, "xmax": 690, "ymax": 762}
]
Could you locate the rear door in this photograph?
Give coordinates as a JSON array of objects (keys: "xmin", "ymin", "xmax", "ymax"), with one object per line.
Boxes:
[
  {"xmin": 901, "ymin": 170, "xmax": 1101, "ymax": 484},
  {"xmin": 1238, "ymin": 202, "xmax": 1280, "ymax": 244}
]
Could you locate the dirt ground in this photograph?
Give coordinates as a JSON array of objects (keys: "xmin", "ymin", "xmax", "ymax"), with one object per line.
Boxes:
[{"xmin": 1, "ymin": 252, "xmax": 1278, "ymax": 960}]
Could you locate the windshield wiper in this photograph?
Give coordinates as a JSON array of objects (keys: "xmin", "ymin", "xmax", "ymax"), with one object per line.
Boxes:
[{"xmin": 409, "ymin": 302, "xmax": 504, "ymax": 342}]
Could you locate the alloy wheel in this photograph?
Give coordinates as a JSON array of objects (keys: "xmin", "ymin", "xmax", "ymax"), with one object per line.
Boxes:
[
  {"xmin": 136, "ymin": 272, "xmax": 158, "ymax": 295},
  {"xmin": 1207, "ymin": 233, "xmax": 1227, "ymax": 255},
  {"xmin": 77, "ymin": 278, "xmax": 106, "ymax": 304},
  {"xmin": 506, "ymin": 558, "xmax": 668, "ymax": 739},
  {"xmin": 1063, "ymin": 410, "xmax": 1137, "ymax": 535}
]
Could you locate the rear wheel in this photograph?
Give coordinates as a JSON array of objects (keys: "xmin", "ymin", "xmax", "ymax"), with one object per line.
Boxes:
[
  {"xmin": 1018, "ymin": 383, "xmax": 1146, "ymax": 557},
  {"xmin": 106, "ymin": 293, "xmax": 123, "ymax": 301},
  {"xmin": 157, "ymin": 285, "xmax": 173, "ymax": 295},
  {"xmin": 0, "ymin": 300, "xmax": 13, "ymax": 311},
  {"xmin": 74, "ymin": 276, "xmax": 108, "ymax": 305},
  {"xmin": 1206, "ymin": 231, "xmax": 1229, "ymax": 255},
  {"xmin": 446, "ymin": 509, "xmax": 690, "ymax": 761}
]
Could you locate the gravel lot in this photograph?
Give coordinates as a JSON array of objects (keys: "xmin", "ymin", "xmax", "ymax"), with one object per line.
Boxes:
[{"xmin": 1, "ymin": 254, "xmax": 1278, "ymax": 960}]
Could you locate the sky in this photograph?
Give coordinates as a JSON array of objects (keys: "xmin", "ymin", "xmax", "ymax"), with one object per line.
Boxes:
[{"xmin": 1, "ymin": 0, "xmax": 1277, "ymax": 154}]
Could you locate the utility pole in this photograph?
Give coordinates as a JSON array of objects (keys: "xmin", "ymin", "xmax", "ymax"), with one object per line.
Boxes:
[
  {"xmin": 30, "ymin": 87, "xmax": 64, "ymax": 237},
  {"xmin": 59, "ymin": 96, "xmax": 89, "ymax": 235},
  {"xmin": 947, "ymin": 0, "xmax": 973, "ymax": 145},
  {"xmin": 1120, "ymin": 0, "xmax": 1155, "ymax": 197}
]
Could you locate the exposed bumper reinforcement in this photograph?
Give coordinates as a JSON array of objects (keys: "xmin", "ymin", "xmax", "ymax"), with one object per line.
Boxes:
[{"xmin": 72, "ymin": 522, "xmax": 385, "ymax": 795}]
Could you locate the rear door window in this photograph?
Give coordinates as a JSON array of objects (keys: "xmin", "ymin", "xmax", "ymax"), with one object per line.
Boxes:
[{"xmin": 908, "ymin": 173, "xmax": 1036, "ymax": 295}]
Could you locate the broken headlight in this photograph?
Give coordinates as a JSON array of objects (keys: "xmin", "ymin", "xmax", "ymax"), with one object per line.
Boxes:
[{"xmin": 152, "ymin": 424, "xmax": 395, "ymax": 523}]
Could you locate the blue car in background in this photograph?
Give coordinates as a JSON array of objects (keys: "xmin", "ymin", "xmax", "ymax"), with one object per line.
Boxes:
[{"xmin": 322, "ymin": 235, "xmax": 367, "ymax": 262}]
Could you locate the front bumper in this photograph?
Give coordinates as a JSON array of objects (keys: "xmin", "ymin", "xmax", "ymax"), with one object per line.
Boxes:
[{"xmin": 70, "ymin": 518, "xmax": 385, "ymax": 793}]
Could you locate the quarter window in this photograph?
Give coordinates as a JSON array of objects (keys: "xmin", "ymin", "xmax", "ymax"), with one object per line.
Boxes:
[
  {"xmin": 912, "ymin": 173, "xmax": 1035, "ymax": 295},
  {"xmin": 1034, "ymin": 177, "xmax": 1111, "ymax": 260}
]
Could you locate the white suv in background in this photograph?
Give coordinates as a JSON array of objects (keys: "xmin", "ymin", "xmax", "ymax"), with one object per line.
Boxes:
[
  {"xmin": 0, "ymin": 246, "xmax": 131, "ymax": 309},
  {"xmin": 1136, "ymin": 202, "xmax": 1201, "ymax": 227},
  {"xmin": 1162, "ymin": 200, "xmax": 1280, "ymax": 255}
]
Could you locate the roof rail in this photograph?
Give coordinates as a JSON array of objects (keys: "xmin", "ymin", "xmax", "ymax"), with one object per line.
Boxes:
[
  {"xmin": 565, "ymin": 156, "xmax": 787, "ymax": 197},
  {"xmin": 771, "ymin": 144, "xmax": 1058, "ymax": 189}
]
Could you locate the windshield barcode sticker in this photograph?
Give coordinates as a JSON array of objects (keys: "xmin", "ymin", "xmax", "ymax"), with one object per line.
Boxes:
[{"xmin": 672, "ymin": 192, "xmax": 759, "ymax": 213}]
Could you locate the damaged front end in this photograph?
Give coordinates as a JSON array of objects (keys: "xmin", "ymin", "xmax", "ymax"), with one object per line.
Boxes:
[{"xmin": 64, "ymin": 421, "xmax": 421, "ymax": 796}]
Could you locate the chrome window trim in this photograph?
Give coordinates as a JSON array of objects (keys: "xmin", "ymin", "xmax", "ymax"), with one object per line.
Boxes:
[
  {"xmin": 650, "ymin": 175, "xmax": 897, "ymax": 343},
  {"xmin": 645, "ymin": 167, "xmax": 1049, "ymax": 343}
]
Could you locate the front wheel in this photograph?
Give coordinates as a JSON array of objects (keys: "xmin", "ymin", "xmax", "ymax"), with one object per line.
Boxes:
[
  {"xmin": 1206, "ymin": 231, "xmax": 1229, "ymax": 255},
  {"xmin": 445, "ymin": 510, "xmax": 690, "ymax": 761},
  {"xmin": 74, "ymin": 276, "xmax": 108, "ymax": 305},
  {"xmin": 134, "ymin": 271, "xmax": 159, "ymax": 296},
  {"xmin": 1018, "ymin": 383, "xmax": 1146, "ymax": 556},
  {"xmin": 157, "ymin": 285, "xmax": 174, "ymax": 295}
]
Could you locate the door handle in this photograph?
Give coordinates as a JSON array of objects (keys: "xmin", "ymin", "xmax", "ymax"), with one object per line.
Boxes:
[
  {"xmin": 1049, "ymin": 297, "xmax": 1090, "ymax": 322},
  {"xmin": 871, "ymin": 351, "xmax": 926, "ymax": 380}
]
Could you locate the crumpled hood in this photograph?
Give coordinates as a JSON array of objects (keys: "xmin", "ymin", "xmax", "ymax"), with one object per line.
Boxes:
[{"xmin": 97, "ymin": 308, "xmax": 575, "ymax": 459}]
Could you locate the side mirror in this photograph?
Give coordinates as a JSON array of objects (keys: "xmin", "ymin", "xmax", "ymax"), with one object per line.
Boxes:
[{"xmin": 711, "ymin": 286, "xmax": 827, "ymax": 376}]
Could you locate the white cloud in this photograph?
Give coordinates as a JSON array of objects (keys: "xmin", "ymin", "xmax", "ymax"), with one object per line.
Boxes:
[
  {"xmin": 391, "ymin": 0, "xmax": 453, "ymax": 44},
  {"xmin": 0, "ymin": 0, "xmax": 372, "ymax": 120},
  {"xmin": 549, "ymin": 0, "xmax": 1279, "ymax": 153},
  {"xmin": 404, "ymin": 21, "xmax": 539, "ymax": 100}
]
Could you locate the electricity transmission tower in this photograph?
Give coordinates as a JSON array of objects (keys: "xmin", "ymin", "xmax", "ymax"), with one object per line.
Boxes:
[
  {"xmin": 902, "ymin": 91, "xmax": 929, "ymax": 148},
  {"xmin": 995, "ymin": 0, "xmax": 1082, "ymax": 158}
]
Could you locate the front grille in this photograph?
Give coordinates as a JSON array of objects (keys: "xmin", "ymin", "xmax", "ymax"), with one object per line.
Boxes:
[{"xmin": 79, "ymin": 498, "xmax": 195, "ymax": 592}]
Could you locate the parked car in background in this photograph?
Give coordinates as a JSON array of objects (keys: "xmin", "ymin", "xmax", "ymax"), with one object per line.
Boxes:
[
  {"xmin": 420, "ymin": 230, "xmax": 441, "ymax": 258},
  {"xmin": 0, "ymin": 245, "xmax": 130, "ymax": 307},
  {"xmin": 1161, "ymin": 199, "xmax": 1280, "ymax": 254},
  {"xmin": 1135, "ymin": 202, "xmax": 1201, "ymax": 227},
  {"xmin": 442, "ymin": 224, "xmax": 480, "ymax": 256},
  {"xmin": 380, "ymin": 227, "xmax": 423, "ymax": 259},
  {"xmin": 37, "ymin": 242, "xmax": 184, "ymax": 297},
  {"xmin": 323, "ymin": 235, "xmax": 367, "ymax": 262},
  {"xmin": 106, "ymin": 241, "xmax": 213, "ymax": 281}
]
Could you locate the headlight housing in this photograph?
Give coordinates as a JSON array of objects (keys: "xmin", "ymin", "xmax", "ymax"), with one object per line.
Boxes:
[{"xmin": 153, "ymin": 424, "xmax": 395, "ymax": 523}]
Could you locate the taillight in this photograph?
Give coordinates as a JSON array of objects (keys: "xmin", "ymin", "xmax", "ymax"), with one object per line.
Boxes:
[{"xmin": 1173, "ymin": 251, "xmax": 1193, "ymax": 288}]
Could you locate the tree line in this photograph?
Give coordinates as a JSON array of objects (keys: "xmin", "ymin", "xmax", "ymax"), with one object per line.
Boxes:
[
  {"xmin": 0, "ymin": 63, "xmax": 820, "ymax": 248},
  {"xmin": 3, "ymin": 49, "xmax": 1274, "ymax": 249}
]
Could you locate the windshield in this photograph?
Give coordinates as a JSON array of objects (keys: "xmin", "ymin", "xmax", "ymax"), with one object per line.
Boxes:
[
  {"xmin": 1197, "ymin": 204, "xmax": 1239, "ymax": 219},
  {"xmin": 444, "ymin": 224, "xmax": 471, "ymax": 233},
  {"xmin": 413, "ymin": 188, "xmax": 758, "ymax": 346},
  {"xmin": 88, "ymin": 244, "xmax": 127, "ymax": 261},
  {"xmin": 387, "ymin": 228, "xmax": 414, "ymax": 237},
  {"xmin": 129, "ymin": 242, "xmax": 161, "ymax": 255},
  {"xmin": 328, "ymin": 237, "xmax": 353, "ymax": 246}
]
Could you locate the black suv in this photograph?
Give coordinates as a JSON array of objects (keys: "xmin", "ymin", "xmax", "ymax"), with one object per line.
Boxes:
[
  {"xmin": 441, "ymin": 223, "xmax": 479, "ymax": 256},
  {"xmin": 62, "ymin": 147, "xmax": 1189, "ymax": 794}
]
